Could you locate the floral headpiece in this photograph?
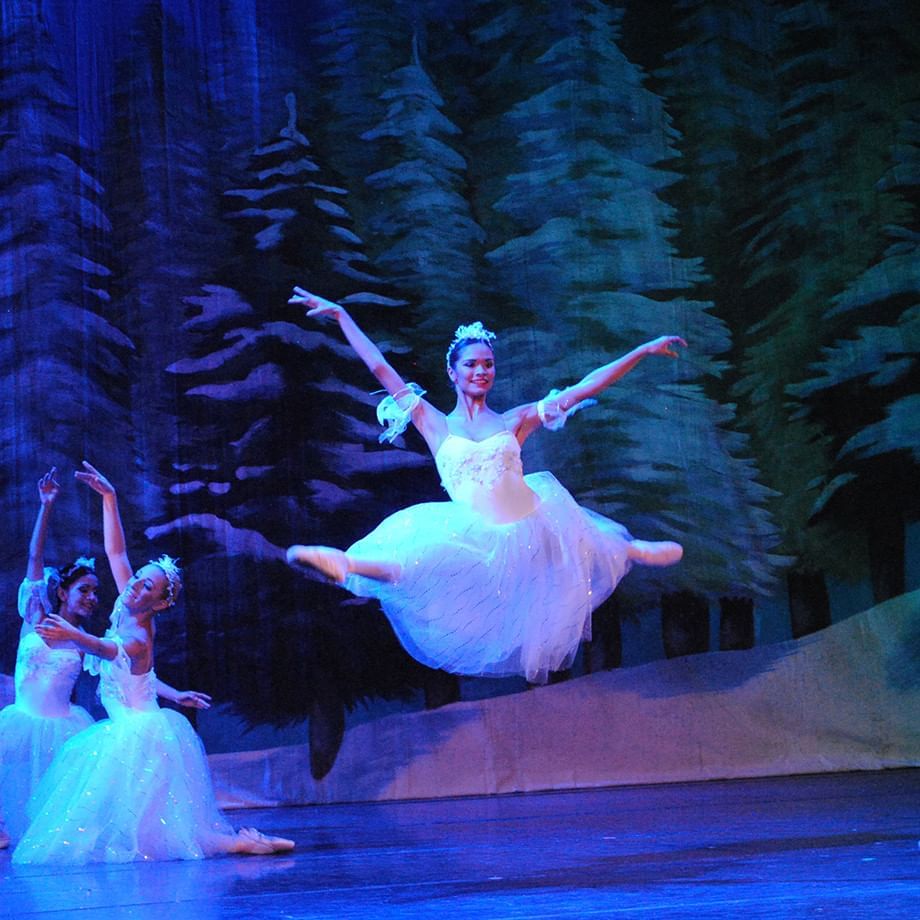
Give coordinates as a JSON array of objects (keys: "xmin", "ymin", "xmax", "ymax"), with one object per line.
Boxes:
[
  {"xmin": 53, "ymin": 555, "xmax": 97, "ymax": 594},
  {"xmin": 151, "ymin": 554, "xmax": 182, "ymax": 607},
  {"xmin": 445, "ymin": 321, "xmax": 496, "ymax": 368},
  {"xmin": 57, "ymin": 555, "xmax": 96, "ymax": 580}
]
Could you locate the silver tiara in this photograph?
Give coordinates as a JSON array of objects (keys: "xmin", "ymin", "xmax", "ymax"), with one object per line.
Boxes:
[
  {"xmin": 446, "ymin": 321, "xmax": 496, "ymax": 366},
  {"xmin": 151, "ymin": 554, "xmax": 182, "ymax": 606},
  {"xmin": 72, "ymin": 555, "xmax": 96, "ymax": 571}
]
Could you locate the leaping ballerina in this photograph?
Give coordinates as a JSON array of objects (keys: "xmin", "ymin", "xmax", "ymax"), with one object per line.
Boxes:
[{"xmin": 286, "ymin": 288, "xmax": 686, "ymax": 684}]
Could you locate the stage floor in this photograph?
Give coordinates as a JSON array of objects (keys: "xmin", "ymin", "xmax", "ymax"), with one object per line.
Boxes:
[{"xmin": 3, "ymin": 769, "xmax": 918, "ymax": 919}]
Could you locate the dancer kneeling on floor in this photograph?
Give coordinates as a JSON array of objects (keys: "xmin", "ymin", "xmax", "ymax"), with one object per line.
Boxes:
[
  {"xmin": 13, "ymin": 462, "xmax": 294, "ymax": 864},
  {"xmin": 1, "ymin": 468, "xmax": 210, "ymax": 851}
]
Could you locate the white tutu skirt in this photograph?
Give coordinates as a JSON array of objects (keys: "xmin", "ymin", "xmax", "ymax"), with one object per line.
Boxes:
[
  {"xmin": 0, "ymin": 703, "xmax": 93, "ymax": 843},
  {"xmin": 345, "ymin": 472, "xmax": 633, "ymax": 683},
  {"xmin": 13, "ymin": 707, "xmax": 234, "ymax": 864}
]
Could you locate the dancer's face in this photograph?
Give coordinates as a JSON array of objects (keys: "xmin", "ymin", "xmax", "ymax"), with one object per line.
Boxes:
[
  {"xmin": 449, "ymin": 342, "xmax": 495, "ymax": 397},
  {"xmin": 121, "ymin": 564, "xmax": 170, "ymax": 613},
  {"xmin": 57, "ymin": 574, "xmax": 99, "ymax": 620}
]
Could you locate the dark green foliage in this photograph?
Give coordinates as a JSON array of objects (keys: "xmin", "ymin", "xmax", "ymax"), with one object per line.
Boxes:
[
  {"xmin": 361, "ymin": 35, "xmax": 487, "ymax": 349},
  {"xmin": 466, "ymin": 0, "xmax": 780, "ymax": 604},
  {"xmin": 791, "ymin": 105, "xmax": 920, "ymax": 601},
  {"xmin": 730, "ymin": 1, "xmax": 919, "ymax": 590}
]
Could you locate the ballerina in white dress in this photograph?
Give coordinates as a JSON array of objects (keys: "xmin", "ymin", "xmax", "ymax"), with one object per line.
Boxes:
[
  {"xmin": 285, "ymin": 289, "xmax": 686, "ymax": 684},
  {"xmin": 0, "ymin": 470, "xmax": 212, "ymax": 852},
  {"xmin": 13, "ymin": 463, "xmax": 293, "ymax": 864},
  {"xmin": 0, "ymin": 470, "xmax": 96, "ymax": 848}
]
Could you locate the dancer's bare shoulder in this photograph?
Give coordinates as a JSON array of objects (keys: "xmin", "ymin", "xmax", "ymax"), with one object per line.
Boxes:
[{"xmin": 502, "ymin": 402, "xmax": 541, "ymax": 444}]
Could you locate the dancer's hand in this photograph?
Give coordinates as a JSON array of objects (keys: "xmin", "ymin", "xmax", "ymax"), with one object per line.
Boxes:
[
  {"xmin": 174, "ymin": 690, "xmax": 212, "ymax": 710},
  {"xmin": 644, "ymin": 335, "xmax": 687, "ymax": 359},
  {"xmin": 35, "ymin": 613, "xmax": 80, "ymax": 642},
  {"xmin": 75, "ymin": 460, "xmax": 116, "ymax": 497},
  {"xmin": 38, "ymin": 468, "xmax": 61, "ymax": 506},
  {"xmin": 289, "ymin": 286, "xmax": 344, "ymax": 321}
]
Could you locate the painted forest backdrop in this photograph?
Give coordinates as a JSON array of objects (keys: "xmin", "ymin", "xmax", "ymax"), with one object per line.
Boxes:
[{"xmin": 2, "ymin": 0, "xmax": 918, "ymax": 773}]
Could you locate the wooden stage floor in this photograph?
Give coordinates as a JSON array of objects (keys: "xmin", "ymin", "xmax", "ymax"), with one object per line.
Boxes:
[{"xmin": 3, "ymin": 769, "xmax": 918, "ymax": 919}]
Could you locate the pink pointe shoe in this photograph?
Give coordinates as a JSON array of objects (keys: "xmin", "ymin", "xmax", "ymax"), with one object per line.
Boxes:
[
  {"xmin": 236, "ymin": 827, "xmax": 296, "ymax": 855},
  {"xmin": 286, "ymin": 545, "xmax": 350, "ymax": 584},
  {"xmin": 629, "ymin": 540, "xmax": 684, "ymax": 567}
]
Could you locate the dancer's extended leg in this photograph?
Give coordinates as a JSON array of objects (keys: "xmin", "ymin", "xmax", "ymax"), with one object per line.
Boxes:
[
  {"xmin": 286, "ymin": 545, "xmax": 400, "ymax": 584},
  {"xmin": 627, "ymin": 539, "xmax": 683, "ymax": 567}
]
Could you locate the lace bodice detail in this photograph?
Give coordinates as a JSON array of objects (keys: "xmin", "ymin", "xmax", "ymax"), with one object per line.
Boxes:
[
  {"xmin": 13, "ymin": 575, "xmax": 83, "ymax": 717},
  {"xmin": 14, "ymin": 631, "xmax": 83, "ymax": 718},
  {"xmin": 437, "ymin": 431, "xmax": 523, "ymax": 495},
  {"xmin": 87, "ymin": 598, "xmax": 158, "ymax": 716},
  {"xmin": 435, "ymin": 430, "xmax": 538, "ymax": 524},
  {"xmin": 98, "ymin": 638, "xmax": 158, "ymax": 715}
]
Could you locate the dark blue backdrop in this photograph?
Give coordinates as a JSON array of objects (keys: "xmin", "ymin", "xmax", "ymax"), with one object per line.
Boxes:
[{"xmin": 3, "ymin": 0, "xmax": 917, "ymax": 771}]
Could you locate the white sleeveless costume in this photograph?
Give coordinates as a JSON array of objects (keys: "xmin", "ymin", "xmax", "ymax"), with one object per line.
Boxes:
[
  {"xmin": 344, "ymin": 428, "xmax": 633, "ymax": 683},
  {"xmin": 14, "ymin": 599, "xmax": 235, "ymax": 865},
  {"xmin": 0, "ymin": 578, "xmax": 94, "ymax": 843}
]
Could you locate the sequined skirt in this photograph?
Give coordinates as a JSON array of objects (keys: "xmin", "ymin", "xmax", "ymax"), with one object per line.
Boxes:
[
  {"xmin": 0, "ymin": 702, "xmax": 92, "ymax": 843},
  {"xmin": 13, "ymin": 705, "xmax": 233, "ymax": 864},
  {"xmin": 344, "ymin": 471, "xmax": 633, "ymax": 683}
]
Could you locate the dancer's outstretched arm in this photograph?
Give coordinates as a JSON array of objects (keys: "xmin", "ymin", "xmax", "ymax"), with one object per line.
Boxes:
[
  {"xmin": 26, "ymin": 469, "xmax": 60, "ymax": 583},
  {"xmin": 75, "ymin": 461, "xmax": 132, "ymax": 593},
  {"xmin": 156, "ymin": 680, "xmax": 212, "ymax": 710},
  {"xmin": 506, "ymin": 335, "xmax": 687, "ymax": 439},
  {"xmin": 560, "ymin": 336, "xmax": 686, "ymax": 405},
  {"xmin": 289, "ymin": 287, "xmax": 447, "ymax": 449},
  {"xmin": 290, "ymin": 287, "xmax": 405, "ymax": 393},
  {"xmin": 35, "ymin": 613, "xmax": 142, "ymax": 661},
  {"xmin": 21, "ymin": 469, "xmax": 62, "ymax": 625}
]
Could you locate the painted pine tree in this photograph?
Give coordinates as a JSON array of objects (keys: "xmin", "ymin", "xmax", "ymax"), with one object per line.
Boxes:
[
  {"xmin": 656, "ymin": 0, "xmax": 780, "ymax": 365},
  {"xmin": 98, "ymin": 2, "xmax": 241, "ymax": 674},
  {"xmin": 159, "ymin": 92, "xmax": 434, "ymax": 748},
  {"xmin": 102, "ymin": 3, "xmax": 230, "ymax": 507},
  {"xmin": 0, "ymin": 3, "xmax": 127, "ymax": 668},
  {"xmin": 731, "ymin": 0, "xmax": 917, "ymax": 625},
  {"xmin": 791, "ymin": 103, "xmax": 920, "ymax": 603},
  {"xmin": 360, "ymin": 33, "xmax": 487, "ymax": 365},
  {"xmin": 466, "ymin": 0, "xmax": 780, "ymax": 609},
  {"xmin": 307, "ymin": 0, "xmax": 412, "ymax": 224},
  {"xmin": 652, "ymin": 1, "xmax": 786, "ymax": 644}
]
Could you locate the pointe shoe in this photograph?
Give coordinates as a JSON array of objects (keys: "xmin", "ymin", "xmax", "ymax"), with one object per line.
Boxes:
[
  {"xmin": 629, "ymin": 540, "xmax": 683, "ymax": 567},
  {"xmin": 236, "ymin": 826, "xmax": 296, "ymax": 855},
  {"xmin": 286, "ymin": 545, "xmax": 349, "ymax": 584}
]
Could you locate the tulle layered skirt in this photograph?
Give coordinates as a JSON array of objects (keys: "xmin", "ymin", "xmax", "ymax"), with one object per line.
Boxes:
[
  {"xmin": 0, "ymin": 703, "xmax": 93, "ymax": 843},
  {"xmin": 345, "ymin": 471, "xmax": 633, "ymax": 683},
  {"xmin": 13, "ymin": 705, "xmax": 234, "ymax": 864}
]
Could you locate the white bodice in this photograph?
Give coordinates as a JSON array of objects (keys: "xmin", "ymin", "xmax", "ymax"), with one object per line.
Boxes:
[
  {"xmin": 97, "ymin": 639, "xmax": 158, "ymax": 717},
  {"xmin": 435, "ymin": 430, "xmax": 538, "ymax": 524},
  {"xmin": 89, "ymin": 599, "xmax": 159, "ymax": 717},
  {"xmin": 14, "ymin": 631, "xmax": 83, "ymax": 719}
]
